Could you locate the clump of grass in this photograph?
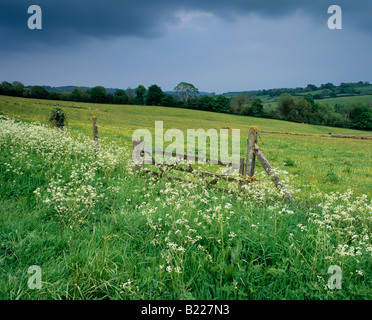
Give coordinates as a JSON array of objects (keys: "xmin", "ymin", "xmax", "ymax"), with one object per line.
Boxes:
[
  {"xmin": 342, "ymin": 167, "xmax": 352, "ymax": 174},
  {"xmin": 324, "ymin": 170, "xmax": 340, "ymax": 184},
  {"xmin": 283, "ymin": 157, "xmax": 296, "ymax": 167}
]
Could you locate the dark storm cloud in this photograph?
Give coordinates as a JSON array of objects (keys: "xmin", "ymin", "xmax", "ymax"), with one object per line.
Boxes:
[{"xmin": 0, "ymin": 0, "xmax": 371, "ymax": 51}]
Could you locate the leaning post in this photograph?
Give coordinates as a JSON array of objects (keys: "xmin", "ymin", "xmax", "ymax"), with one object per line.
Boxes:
[
  {"xmin": 254, "ymin": 145, "xmax": 294, "ymax": 202},
  {"xmin": 245, "ymin": 126, "xmax": 258, "ymax": 177},
  {"xmin": 132, "ymin": 139, "xmax": 145, "ymax": 172},
  {"xmin": 92, "ymin": 116, "xmax": 99, "ymax": 152}
]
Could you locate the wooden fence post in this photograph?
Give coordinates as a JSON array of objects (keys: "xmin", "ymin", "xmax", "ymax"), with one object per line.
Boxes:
[
  {"xmin": 92, "ymin": 116, "xmax": 99, "ymax": 152},
  {"xmin": 132, "ymin": 139, "xmax": 145, "ymax": 172},
  {"xmin": 239, "ymin": 157, "xmax": 245, "ymax": 176},
  {"xmin": 246, "ymin": 126, "xmax": 258, "ymax": 177},
  {"xmin": 254, "ymin": 146, "xmax": 294, "ymax": 202}
]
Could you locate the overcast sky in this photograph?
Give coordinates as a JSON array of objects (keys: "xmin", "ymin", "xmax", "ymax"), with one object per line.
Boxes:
[{"xmin": 1, "ymin": 0, "xmax": 372, "ymax": 93}]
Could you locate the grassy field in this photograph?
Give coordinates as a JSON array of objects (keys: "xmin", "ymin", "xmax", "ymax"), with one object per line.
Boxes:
[
  {"xmin": 0, "ymin": 95, "xmax": 371, "ymax": 300},
  {"xmin": 318, "ymin": 95, "xmax": 372, "ymax": 107},
  {"xmin": 1, "ymin": 95, "xmax": 371, "ymax": 196},
  {"xmin": 258, "ymin": 93, "xmax": 372, "ymax": 108}
]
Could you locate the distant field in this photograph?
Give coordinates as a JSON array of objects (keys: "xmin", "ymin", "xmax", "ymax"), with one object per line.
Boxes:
[
  {"xmin": 262, "ymin": 94, "xmax": 372, "ymax": 108},
  {"xmin": 0, "ymin": 95, "xmax": 371, "ymax": 196},
  {"xmin": 317, "ymin": 95, "xmax": 372, "ymax": 106}
]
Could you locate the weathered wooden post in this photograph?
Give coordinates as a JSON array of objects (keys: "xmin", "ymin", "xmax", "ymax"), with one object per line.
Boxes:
[
  {"xmin": 92, "ymin": 116, "xmax": 99, "ymax": 152},
  {"xmin": 254, "ymin": 145, "xmax": 294, "ymax": 202},
  {"xmin": 132, "ymin": 139, "xmax": 145, "ymax": 172},
  {"xmin": 246, "ymin": 126, "xmax": 258, "ymax": 177},
  {"xmin": 239, "ymin": 157, "xmax": 245, "ymax": 176}
]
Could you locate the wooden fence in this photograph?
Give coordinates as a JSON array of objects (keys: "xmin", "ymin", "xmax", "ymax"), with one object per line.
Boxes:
[
  {"xmin": 130, "ymin": 125, "xmax": 294, "ymax": 202},
  {"xmin": 89, "ymin": 117, "xmax": 293, "ymax": 201}
]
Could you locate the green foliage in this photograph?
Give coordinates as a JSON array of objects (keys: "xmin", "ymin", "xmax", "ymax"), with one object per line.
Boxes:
[
  {"xmin": 48, "ymin": 108, "xmax": 66, "ymax": 129},
  {"xmin": 134, "ymin": 85, "xmax": 146, "ymax": 105},
  {"xmin": 195, "ymin": 95, "xmax": 230, "ymax": 113},
  {"xmin": 306, "ymin": 84, "xmax": 318, "ymax": 91},
  {"xmin": 174, "ymin": 82, "xmax": 199, "ymax": 105},
  {"xmin": 214, "ymin": 95, "xmax": 230, "ymax": 113},
  {"xmin": 251, "ymin": 98, "xmax": 265, "ymax": 117},
  {"xmin": 349, "ymin": 104, "xmax": 372, "ymax": 130},
  {"xmin": 113, "ymin": 89, "xmax": 129, "ymax": 105},
  {"xmin": 31, "ymin": 85, "xmax": 49, "ymax": 99},
  {"xmin": 196, "ymin": 95, "xmax": 215, "ymax": 111},
  {"xmin": 0, "ymin": 81, "xmax": 13, "ymax": 95},
  {"xmin": 283, "ymin": 158, "xmax": 296, "ymax": 167},
  {"xmin": 230, "ymin": 93, "xmax": 250, "ymax": 115},
  {"xmin": 278, "ymin": 93, "xmax": 296, "ymax": 121},
  {"xmin": 71, "ymin": 87, "xmax": 89, "ymax": 102},
  {"xmin": 324, "ymin": 170, "xmax": 340, "ymax": 184},
  {"xmin": 146, "ymin": 84, "xmax": 164, "ymax": 106},
  {"xmin": 161, "ymin": 93, "xmax": 179, "ymax": 107},
  {"xmin": 11, "ymin": 81, "xmax": 25, "ymax": 97},
  {"xmin": 88, "ymin": 86, "xmax": 107, "ymax": 103}
]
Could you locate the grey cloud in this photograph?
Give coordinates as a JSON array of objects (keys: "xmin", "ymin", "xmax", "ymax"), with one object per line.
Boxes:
[{"xmin": 1, "ymin": 0, "xmax": 371, "ymax": 51}]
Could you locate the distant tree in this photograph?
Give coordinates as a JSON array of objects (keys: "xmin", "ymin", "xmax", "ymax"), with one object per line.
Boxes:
[
  {"xmin": 126, "ymin": 87, "xmax": 134, "ymax": 104},
  {"xmin": 22, "ymin": 87, "xmax": 32, "ymax": 98},
  {"xmin": 294, "ymin": 98, "xmax": 313, "ymax": 123},
  {"xmin": 113, "ymin": 89, "xmax": 129, "ymax": 104},
  {"xmin": 48, "ymin": 91, "xmax": 61, "ymax": 101},
  {"xmin": 89, "ymin": 86, "xmax": 107, "ymax": 103},
  {"xmin": 0, "ymin": 81, "xmax": 13, "ymax": 95},
  {"xmin": 321, "ymin": 89, "xmax": 332, "ymax": 98},
  {"xmin": 146, "ymin": 84, "xmax": 164, "ymax": 106},
  {"xmin": 11, "ymin": 81, "xmax": 25, "ymax": 97},
  {"xmin": 134, "ymin": 85, "xmax": 147, "ymax": 105},
  {"xmin": 304, "ymin": 96, "xmax": 315, "ymax": 106},
  {"xmin": 161, "ymin": 94, "xmax": 179, "ymax": 107},
  {"xmin": 264, "ymin": 104, "xmax": 279, "ymax": 119},
  {"xmin": 174, "ymin": 82, "xmax": 199, "ymax": 105},
  {"xmin": 106, "ymin": 93, "xmax": 114, "ymax": 104},
  {"xmin": 213, "ymin": 95, "xmax": 230, "ymax": 113},
  {"xmin": 251, "ymin": 98, "xmax": 265, "ymax": 117},
  {"xmin": 230, "ymin": 93, "xmax": 250, "ymax": 115},
  {"xmin": 59, "ymin": 92, "xmax": 73, "ymax": 101},
  {"xmin": 306, "ymin": 84, "xmax": 318, "ymax": 91},
  {"xmin": 349, "ymin": 104, "xmax": 372, "ymax": 130},
  {"xmin": 31, "ymin": 85, "xmax": 49, "ymax": 99},
  {"xmin": 71, "ymin": 87, "xmax": 89, "ymax": 102},
  {"xmin": 339, "ymin": 82, "xmax": 351, "ymax": 88},
  {"xmin": 321, "ymin": 82, "xmax": 336, "ymax": 90},
  {"xmin": 339, "ymin": 87, "xmax": 356, "ymax": 95},
  {"xmin": 196, "ymin": 95, "xmax": 215, "ymax": 111},
  {"xmin": 312, "ymin": 103, "xmax": 335, "ymax": 126},
  {"xmin": 277, "ymin": 93, "xmax": 295, "ymax": 120}
]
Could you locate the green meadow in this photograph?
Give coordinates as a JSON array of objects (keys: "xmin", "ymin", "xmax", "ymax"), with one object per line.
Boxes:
[
  {"xmin": 319, "ymin": 95, "xmax": 372, "ymax": 107},
  {"xmin": 1, "ymin": 95, "xmax": 371, "ymax": 195},
  {"xmin": 0, "ymin": 95, "xmax": 371, "ymax": 300}
]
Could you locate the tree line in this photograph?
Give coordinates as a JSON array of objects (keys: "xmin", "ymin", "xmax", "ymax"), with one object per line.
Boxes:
[
  {"xmin": 0, "ymin": 80, "xmax": 371, "ymax": 130},
  {"xmin": 230, "ymin": 92, "xmax": 371, "ymax": 130},
  {"xmin": 225, "ymin": 81, "xmax": 372, "ymax": 100},
  {"xmin": 0, "ymin": 80, "xmax": 231, "ymax": 114}
]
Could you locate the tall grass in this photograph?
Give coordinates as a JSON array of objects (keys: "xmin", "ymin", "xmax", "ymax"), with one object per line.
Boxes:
[{"xmin": 0, "ymin": 116, "xmax": 371, "ymax": 300}]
